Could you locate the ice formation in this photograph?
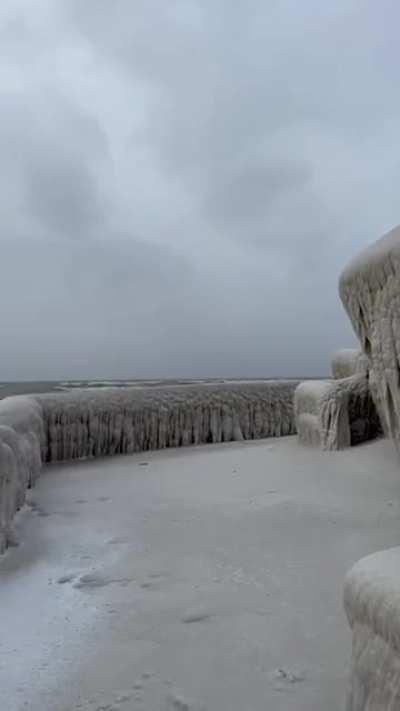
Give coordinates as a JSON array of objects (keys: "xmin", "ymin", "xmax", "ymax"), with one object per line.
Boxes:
[
  {"xmin": 0, "ymin": 397, "xmax": 44, "ymax": 552},
  {"xmin": 340, "ymin": 225, "xmax": 400, "ymax": 443},
  {"xmin": 331, "ymin": 348, "xmax": 369, "ymax": 380},
  {"xmin": 344, "ymin": 548, "xmax": 400, "ymax": 711},
  {"xmin": 37, "ymin": 382, "xmax": 297, "ymax": 463},
  {"xmin": 0, "ymin": 381, "xmax": 298, "ymax": 550},
  {"xmin": 294, "ymin": 380, "xmax": 333, "ymax": 447},
  {"xmin": 295, "ymin": 348, "xmax": 379, "ymax": 451},
  {"xmin": 340, "ymin": 226, "xmax": 400, "ymax": 710}
]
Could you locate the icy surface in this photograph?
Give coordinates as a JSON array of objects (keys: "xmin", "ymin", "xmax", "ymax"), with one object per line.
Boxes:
[
  {"xmin": 2, "ymin": 437, "xmax": 400, "ymax": 711},
  {"xmin": 340, "ymin": 224, "xmax": 400, "ymax": 443}
]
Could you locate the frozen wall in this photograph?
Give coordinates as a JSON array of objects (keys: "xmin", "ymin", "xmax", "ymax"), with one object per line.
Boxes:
[
  {"xmin": 0, "ymin": 381, "xmax": 299, "ymax": 551},
  {"xmin": 37, "ymin": 381, "xmax": 298, "ymax": 463},
  {"xmin": 0, "ymin": 397, "xmax": 44, "ymax": 552}
]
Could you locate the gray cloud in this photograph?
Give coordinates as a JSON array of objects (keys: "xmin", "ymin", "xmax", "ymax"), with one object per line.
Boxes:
[{"xmin": 0, "ymin": 1, "xmax": 399, "ymax": 379}]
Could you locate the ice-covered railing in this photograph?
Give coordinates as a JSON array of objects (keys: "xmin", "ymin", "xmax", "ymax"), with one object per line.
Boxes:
[
  {"xmin": 0, "ymin": 380, "xmax": 299, "ymax": 551},
  {"xmin": 37, "ymin": 381, "xmax": 298, "ymax": 462}
]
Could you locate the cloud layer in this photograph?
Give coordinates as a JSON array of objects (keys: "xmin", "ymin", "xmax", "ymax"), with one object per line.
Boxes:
[{"xmin": 0, "ymin": 0, "xmax": 399, "ymax": 379}]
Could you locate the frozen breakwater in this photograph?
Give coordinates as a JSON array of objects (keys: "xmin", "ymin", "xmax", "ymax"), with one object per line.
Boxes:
[{"xmin": 0, "ymin": 380, "xmax": 299, "ymax": 552}]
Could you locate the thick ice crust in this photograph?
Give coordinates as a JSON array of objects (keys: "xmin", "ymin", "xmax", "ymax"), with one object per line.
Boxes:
[
  {"xmin": 37, "ymin": 381, "xmax": 298, "ymax": 463},
  {"xmin": 295, "ymin": 376, "xmax": 381, "ymax": 450},
  {"xmin": 294, "ymin": 380, "xmax": 333, "ymax": 447},
  {"xmin": 320, "ymin": 374, "xmax": 382, "ymax": 451},
  {"xmin": 339, "ymin": 225, "xmax": 400, "ymax": 442},
  {"xmin": 331, "ymin": 349, "xmax": 369, "ymax": 380},
  {"xmin": 344, "ymin": 548, "xmax": 400, "ymax": 710},
  {"xmin": 0, "ymin": 397, "xmax": 44, "ymax": 552},
  {"xmin": 294, "ymin": 380, "xmax": 334, "ymax": 417},
  {"xmin": 296, "ymin": 412, "xmax": 321, "ymax": 447}
]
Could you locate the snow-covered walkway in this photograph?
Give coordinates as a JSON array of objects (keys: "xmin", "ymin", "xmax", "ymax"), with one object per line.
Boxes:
[{"xmin": 1, "ymin": 437, "xmax": 399, "ymax": 711}]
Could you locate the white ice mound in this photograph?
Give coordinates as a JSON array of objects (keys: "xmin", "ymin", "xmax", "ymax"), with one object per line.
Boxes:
[
  {"xmin": 295, "ymin": 376, "xmax": 380, "ymax": 450},
  {"xmin": 344, "ymin": 547, "xmax": 400, "ymax": 711},
  {"xmin": 319, "ymin": 373, "xmax": 380, "ymax": 450},
  {"xmin": 0, "ymin": 397, "xmax": 44, "ymax": 552},
  {"xmin": 294, "ymin": 380, "xmax": 333, "ymax": 447},
  {"xmin": 331, "ymin": 349, "xmax": 369, "ymax": 380},
  {"xmin": 339, "ymin": 225, "xmax": 400, "ymax": 443}
]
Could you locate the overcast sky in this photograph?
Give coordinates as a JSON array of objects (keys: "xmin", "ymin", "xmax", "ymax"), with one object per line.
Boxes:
[{"xmin": 0, "ymin": 1, "xmax": 398, "ymax": 380}]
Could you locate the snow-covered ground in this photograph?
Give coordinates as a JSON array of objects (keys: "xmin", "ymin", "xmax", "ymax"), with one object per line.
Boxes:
[{"xmin": 1, "ymin": 436, "xmax": 400, "ymax": 711}]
